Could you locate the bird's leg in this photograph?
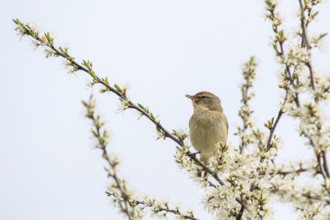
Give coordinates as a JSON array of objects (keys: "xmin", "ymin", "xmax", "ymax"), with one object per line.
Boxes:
[{"xmin": 187, "ymin": 151, "xmax": 200, "ymax": 159}]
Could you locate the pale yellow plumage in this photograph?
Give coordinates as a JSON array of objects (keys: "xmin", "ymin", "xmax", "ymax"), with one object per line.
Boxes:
[{"xmin": 186, "ymin": 91, "xmax": 228, "ymax": 163}]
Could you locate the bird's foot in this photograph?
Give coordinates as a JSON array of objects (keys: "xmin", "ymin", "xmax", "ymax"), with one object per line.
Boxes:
[{"xmin": 187, "ymin": 151, "xmax": 200, "ymax": 159}]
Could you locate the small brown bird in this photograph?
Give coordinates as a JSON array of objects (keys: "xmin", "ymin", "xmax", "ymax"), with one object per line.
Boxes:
[{"xmin": 186, "ymin": 91, "xmax": 228, "ymax": 163}]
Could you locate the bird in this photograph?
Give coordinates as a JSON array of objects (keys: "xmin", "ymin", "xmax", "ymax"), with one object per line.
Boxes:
[{"xmin": 186, "ymin": 91, "xmax": 228, "ymax": 164}]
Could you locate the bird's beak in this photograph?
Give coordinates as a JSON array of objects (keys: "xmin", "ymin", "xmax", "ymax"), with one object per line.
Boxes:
[{"xmin": 185, "ymin": 94, "xmax": 194, "ymax": 100}]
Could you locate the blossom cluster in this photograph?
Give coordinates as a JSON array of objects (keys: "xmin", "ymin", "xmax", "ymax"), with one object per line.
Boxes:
[{"xmin": 13, "ymin": 0, "xmax": 330, "ymax": 218}]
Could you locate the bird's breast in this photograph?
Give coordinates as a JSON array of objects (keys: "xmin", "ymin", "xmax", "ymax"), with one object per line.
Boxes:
[{"xmin": 189, "ymin": 110, "xmax": 228, "ymax": 154}]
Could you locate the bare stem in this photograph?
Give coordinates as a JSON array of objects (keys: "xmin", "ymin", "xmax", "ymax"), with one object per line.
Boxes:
[
  {"xmin": 236, "ymin": 198, "xmax": 245, "ymax": 220},
  {"xmin": 266, "ymin": 109, "xmax": 284, "ymax": 150},
  {"xmin": 323, "ymin": 154, "xmax": 330, "ymax": 177}
]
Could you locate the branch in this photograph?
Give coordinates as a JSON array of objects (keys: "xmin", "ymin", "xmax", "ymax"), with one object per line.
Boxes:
[
  {"xmin": 132, "ymin": 199, "xmax": 198, "ymax": 220},
  {"xmin": 269, "ymin": 165, "xmax": 309, "ymax": 178},
  {"xmin": 265, "ymin": 1, "xmax": 301, "ymax": 107},
  {"xmin": 266, "ymin": 109, "xmax": 284, "ymax": 150},
  {"xmin": 83, "ymin": 96, "xmax": 199, "ymax": 220},
  {"xmin": 265, "ymin": 0, "xmax": 330, "ymax": 185},
  {"xmin": 237, "ymin": 56, "xmax": 258, "ymax": 153},
  {"xmin": 82, "ymin": 96, "xmax": 133, "ymax": 220},
  {"xmin": 13, "ymin": 18, "xmax": 227, "ymax": 187},
  {"xmin": 298, "ymin": 0, "xmax": 316, "ymax": 91},
  {"xmin": 311, "ymin": 139, "xmax": 328, "ymax": 180},
  {"xmin": 264, "ymin": 1, "xmax": 303, "ymax": 153},
  {"xmin": 295, "ymin": 0, "xmax": 330, "ymax": 179},
  {"xmin": 106, "ymin": 192, "xmax": 199, "ymax": 220},
  {"xmin": 298, "ymin": 0, "xmax": 311, "ymax": 49},
  {"xmin": 236, "ymin": 195, "xmax": 245, "ymax": 220},
  {"xmin": 323, "ymin": 154, "xmax": 330, "ymax": 177}
]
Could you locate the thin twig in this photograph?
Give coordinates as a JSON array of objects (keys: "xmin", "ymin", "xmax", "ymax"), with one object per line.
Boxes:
[
  {"xmin": 310, "ymin": 139, "xmax": 328, "ymax": 179},
  {"xmin": 236, "ymin": 197, "xmax": 245, "ymax": 220},
  {"xmin": 296, "ymin": 0, "xmax": 329, "ymax": 179},
  {"xmin": 266, "ymin": 109, "xmax": 284, "ymax": 150},
  {"xmin": 304, "ymin": 61, "xmax": 316, "ymax": 91},
  {"xmin": 238, "ymin": 59, "xmax": 256, "ymax": 154},
  {"xmin": 134, "ymin": 200, "xmax": 198, "ymax": 220},
  {"xmin": 84, "ymin": 98, "xmax": 133, "ymax": 220},
  {"xmin": 266, "ymin": 166, "xmax": 309, "ymax": 181},
  {"xmin": 268, "ymin": 8, "xmax": 301, "ymax": 107},
  {"xmin": 323, "ymin": 154, "xmax": 330, "ymax": 177},
  {"xmin": 106, "ymin": 193, "xmax": 199, "ymax": 220},
  {"xmin": 264, "ymin": 4, "xmax": 304, "ymax": 153},
  {"xmin": 298, "ymin": 0, "xmax": 315, "ymax": 91},
  {"xmin": 240, "ymin": 80, "xmax": 250, "ymax": 153},
  {"xmin": 298, "ymin": 0, "xmax": 311, "ymax": 49}
]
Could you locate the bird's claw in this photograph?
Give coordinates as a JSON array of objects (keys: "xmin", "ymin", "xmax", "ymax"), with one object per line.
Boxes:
[{"xmin": 187, "ymin": 151, "xmax": 200, "ymax": 159}]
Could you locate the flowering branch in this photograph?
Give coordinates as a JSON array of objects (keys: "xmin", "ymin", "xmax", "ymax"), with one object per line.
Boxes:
[
  {"xmin": 295, "ymin": 0, "xmax": 330, "ymax": 179},
  {"xmin": 13, "ymin": 0, "xmax": 330, "ymax": 216},
  {"xmin": 12, "ymin": 18, "xmax": 227, "ymax": 187},
  {"xmin": 263, "ymin": 0, "xmax": 330, "ymax": 218},
  {"xmin": 297, "ymin": 0, "xmax": 330, "ymax": 180},
  {"xmin": 82, "ymin": 96, "xmax": 133, "ymax": 220},
  {"xmin": 83, "ymin": 95, "xmax": 198, "ymax": 220},
  {"xmin": 265, "ymin": 110, "xmax": 284, "ymax": 151},
  {"xmin": 110, "ymin": 195, "xmax": 199, "ymax": 220},
  {"xmin": 298, "ymin": 0, "xmax": 311, "ymax": 50},
  {"xmin": 264, "ymin": 0, "xmax": 300, "ymax": 153},
  {"xmin": 236, "ymin": 56, "xmax": 258, "ymax": 153},
  {"xmin": 265, "ymin": 1, "xmax": 301, "ymax": 108},
  {"xmin": 297, "ymin": 0, "xmax": 320, "ymax": 91}
]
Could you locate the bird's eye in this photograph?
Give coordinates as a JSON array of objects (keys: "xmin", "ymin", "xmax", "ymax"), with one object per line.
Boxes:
[{"xmin": 201, "ymin": 96, "xmax": 206, "ymax": 99}]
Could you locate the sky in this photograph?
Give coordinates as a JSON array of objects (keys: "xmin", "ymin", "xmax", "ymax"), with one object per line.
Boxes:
[{"xmin": 1, "ymin": 0, "xmax": 330, "ymax": 219}]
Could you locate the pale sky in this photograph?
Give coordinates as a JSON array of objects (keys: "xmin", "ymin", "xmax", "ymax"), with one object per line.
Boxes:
[{"xmin": 1, "ymin": 0, "xmax": 330, "ymax": 219}]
